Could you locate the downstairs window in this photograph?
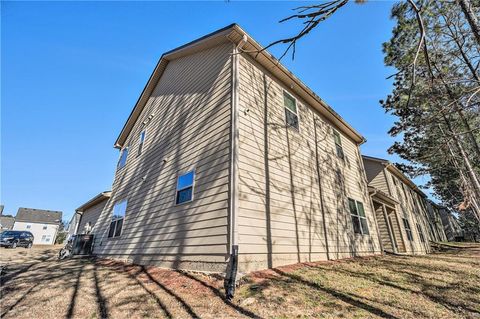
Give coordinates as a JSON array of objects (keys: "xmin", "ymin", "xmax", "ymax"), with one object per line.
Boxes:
[
  {"xmin": 108, "ymin": 200, "xmax": 127, "ymax": 238},
  {"xmin": 349, "ymin": 198, "xmax": 369, "ymax": 235}
]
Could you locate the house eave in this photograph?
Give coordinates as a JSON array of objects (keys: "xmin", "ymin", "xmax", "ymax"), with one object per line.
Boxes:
[
  {"xmin": 75, "ymin": 191, "xmax": 112, "ymax": 214},
  {"xmin": 114, "ymin": 23, "xmax": 365, "ymax": 149}
]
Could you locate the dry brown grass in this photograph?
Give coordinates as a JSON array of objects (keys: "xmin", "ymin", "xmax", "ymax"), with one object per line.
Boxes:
[{"xmin": 0, "ymin": 243, "xmax": 479, "ymax": 318}]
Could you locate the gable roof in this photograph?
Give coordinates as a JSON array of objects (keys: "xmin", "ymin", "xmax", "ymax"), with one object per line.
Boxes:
[
  {"xmin": 0, "ymin": 216, "xmax": 15, "ymax": 229},
  {"xmin": 362, "ymin": 155, "xmax": 427, "ymax": 198},
  {"xmin": 76, "ymin": 191, "xmax": 112, "ymax": 213},
  {"xmin": 114, "ymin": 23, "xmax": 365, "ymax": 149},
  {"xmin": 15, "ymin": 208, "xmax": 62, "ymax": 225}
]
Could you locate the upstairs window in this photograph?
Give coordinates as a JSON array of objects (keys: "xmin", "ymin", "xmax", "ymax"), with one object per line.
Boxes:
[
  {"xmin": 403, "ymin": 218, "xmax": 413, "ymax": 241},
  {"xmin": 108, "ymin": 200, "xmax": 127, "ymax": 238},
  {"xmin": 138, "ymin": 130, "xmax": 146, "ymax": 156},
  {"xmin": 176, "ymin": 171, "xmax": 195, "ymax": 204},
  {"xmin": 26, "ymin": 224, "xmax": 31, "ymax": 229},
  {"xmin": 348, "ymin": 198, "xmax": 369, "ymax": 235},
  {"xmin": 333, "ymin": 130, "xmax": 344, "ymax": 159},
  {"xmin": 43, "ymin": 225, "xmax": 47, "ymax": 230},
  {"xmin": 283, "ymin": 91, "xmax": 299, "ymax": 130},
  {"xmin": 118, "ymin": 148, "xmax": 128, "ymax": 169},
  {"xmin": 417, "ymin": 223, "xmax": 426, "ymax": 243}
]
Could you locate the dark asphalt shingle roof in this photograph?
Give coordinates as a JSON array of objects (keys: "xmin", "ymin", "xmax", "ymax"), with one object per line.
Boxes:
[{"xmin": 15, "ymin": 208, "xmax": 62, "ymax": 225}]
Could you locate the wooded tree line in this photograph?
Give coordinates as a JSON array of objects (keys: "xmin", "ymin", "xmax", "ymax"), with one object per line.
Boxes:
[
  {"xmin": 380, "ymin": 0, "xmax": 480, "ymax": 238},
  {"xmin": 269, "ymin": 0, "xmax": 480, "ymax": 239}
]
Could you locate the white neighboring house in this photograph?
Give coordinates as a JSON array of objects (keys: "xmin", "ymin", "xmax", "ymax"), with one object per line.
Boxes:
[{"xmin": 13, "ymin": 208, "xmax": 62, "ymax": 245}]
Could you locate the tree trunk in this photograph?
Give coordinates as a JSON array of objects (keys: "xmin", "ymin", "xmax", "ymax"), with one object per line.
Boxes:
[{"xmin": 458, "ymin": 0, "xmax": 480, "ymax": 48}]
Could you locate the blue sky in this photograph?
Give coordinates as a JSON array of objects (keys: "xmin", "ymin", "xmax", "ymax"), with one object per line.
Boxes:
[{"xmin": 1, "ymin": 1, "xmax": 431, "ymax": 222}]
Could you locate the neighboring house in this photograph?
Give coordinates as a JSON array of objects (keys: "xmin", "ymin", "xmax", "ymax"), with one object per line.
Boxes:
[
  {"xmin": 363, "ymin": 155, "xmax": 432, "ymax": 254},
  {"xmin": 425, "ymin": 200, "xmax": 448, "ymax": 242},
  {"xmin": 0, "ymin": 215, "xmax": 15, "ymax": 231},
  {"xmin": 66, "ymin": 213, "xmax": 81, "ymax": 239},
  {"xmin": 439, "ymin": 208, "xmax": 464, "ymax": 241},
  {"xmin": 75, "ymin": 191, "xmax": 111, "ymax": 235},
  {"xmin": 93, "ymin": 24, "xmax": 382, "ymax": 274},
  {"xmin": 13, "ymin": 208, "xmax": 62, "ymax": 245}
]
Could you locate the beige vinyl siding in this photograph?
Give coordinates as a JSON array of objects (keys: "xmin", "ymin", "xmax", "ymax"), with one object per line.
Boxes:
[
  {"xmin": 384, "ymin": 170, "xmax": 430, "ymax": 254},
  {"xmin": 93, "ymin": 42, "xmax": 233, "ymax": 272},
  {"xmin": 236, "ymin": 53, "xmax": 381, "ymax": 272},
  {"xmin": 372, "ymin": 203, "xmax": 393, "ymax": 251},
  {"xmin": 363, "ymin": 160, "xmax": 390, "ymax": 195},
  {"xmin": 78, "ymin": 199, "xmax": 108, "ymax": 234}
]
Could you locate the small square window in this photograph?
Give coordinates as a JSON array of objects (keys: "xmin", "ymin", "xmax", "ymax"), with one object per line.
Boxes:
[
  {"xmin": 333, "ymin": 130, "xmax": 344, "ymax": 159},
  {"xmin": 108, "ymin": 200, "xmax": 127, "ymax": 238},
  {"xmin": 117, "ymin": 148, "xmax": 128, "ymax": 169},
  {"xmin": 138, "ymin": 130, "xmax": 146, "ymax": 156},
  {"xmin": 43, "ymin": 225, "xmax": 47, "ymax": 230},
  {"xmin": 26, "ymin": 225, "xmax": 31, "ymax": 229},
  {"xmin": 283, "ymin": 91, "xmax": 299, "ymax": 130},
  {"xmin": 176, "ymin": 171, "xmax": 195, "ymax": 204}
]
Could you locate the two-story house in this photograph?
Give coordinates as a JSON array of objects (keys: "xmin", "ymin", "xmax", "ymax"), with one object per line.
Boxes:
[
  {"xmin": 92, "ymin": 24, "xmax": 382, "ymax": 274},
  {"xmin": 13, "ymin": 208, "xmax": 62, "ymax": 245},
  {"xmin": 363, "ymin": 155, "xmax": 432, "ymax": 254}
]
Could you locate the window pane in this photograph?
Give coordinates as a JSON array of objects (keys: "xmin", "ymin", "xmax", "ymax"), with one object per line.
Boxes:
[
  {"xmin": 417, "ymin": 224, "xmax": 425, "ymax": 242},
  {"xmin": 283, "ymin": 92, "xmax": 297, "ymax": 113},
  {"xmin": 406, "ymin": 229, "xmax": 413, "ymax": 241},
  {"xmin": 118, "ymin": 148, "xmax": 128, "ymax": 169},
  {"xmin": 114, "ymin": 219, "xmax": 123, "ymax": 237},
  {"xmin": 360, "ymin": 217, "xmax": 369, "ymax": 235},
  {"xmin": 108, "ymin": 221, "xmax": 115, "ymax": 238},
  {"xmin": 348, "ymin": 198, "xmax": 357, "ymax": 215},
  {"xmin": 138, "ymin": 131, "xmax": 145, "ymax": 155},
  {"xmin": 285, "ymin": 109, "xmax": 299, "ymax": 130},
  {"xmin": 176, "ymin": 187, "xmax": 193, "ymax": 204},
  {"xmin": 113, "ymin": 200, "xmax": 127, "ymax": 220},
  {"xmin": 351, "ymin": 215, "xmax": 361, "ymax": 234},
  {"xmin": 336, "ymin": 145, "xmax": 344, "ymax": 159},
  {"xmin": 357, "ymin": 202, "xmax": 366, "ymax": 217},
  {"xmin": 333, "ymin": 131, "xmax": 342, "ymax": 145},
  {"xmin": 177, "ymin": 171, "xmax": 194, "ymax": 190}
]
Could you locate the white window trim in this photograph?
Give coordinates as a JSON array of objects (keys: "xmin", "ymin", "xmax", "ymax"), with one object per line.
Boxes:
[
  {"xmin": 175, "ymin": 169, "xmax": 196, "ymax": 205},
  {"xmin": 138, "ymin": 129, "xmax": 146, "ymax": 156},
  {"xmin": 283, "ymin": 90, "xmax": 300, "ymax": 132},
  {"xmin": 108, "ymin": 199, "xmax": 128, "ymax": 239},
  {"xmin": 117, "ymin": 147, "xmax": 129, "ymax": 170},
  {"xmin": 349, "ymin": 198, "xmax": 369, "ymax": 236},
  {"xmin": 333, "ymin": 130, "xmax": 345, "ymax": 160}
]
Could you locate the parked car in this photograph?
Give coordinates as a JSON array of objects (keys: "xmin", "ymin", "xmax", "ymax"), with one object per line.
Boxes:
[{"xmin": 0, "ymin": 230, "xmax": 34, "ymax": 248}]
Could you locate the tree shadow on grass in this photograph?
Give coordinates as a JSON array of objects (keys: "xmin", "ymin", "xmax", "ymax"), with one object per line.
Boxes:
[
  {"xmin": 270, "ymin": 268, "xmax": 399, "ymax": 319},
  {"xmin": 93, "ymin": 266, "xmax": 109, "ymax": 319}
]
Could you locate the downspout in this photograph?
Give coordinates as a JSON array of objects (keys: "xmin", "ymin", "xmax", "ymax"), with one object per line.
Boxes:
[
  {"xmin": 313, "ymin": 117, "xmax": 330, "ymax": 260},
  {"xmin": 225, "ymin": 34, "xmax": 247, "ymax": 301}
]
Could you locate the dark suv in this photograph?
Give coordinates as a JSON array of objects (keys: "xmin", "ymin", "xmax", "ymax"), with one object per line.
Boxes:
[{"xmin": 0, "ymin": 230, "xmax": 34, "ymax": 248}]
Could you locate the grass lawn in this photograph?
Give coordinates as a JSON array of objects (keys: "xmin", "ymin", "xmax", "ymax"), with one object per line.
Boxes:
[{"xmin": 0, "ymin": 243, "xmax": 479, "ymax": 318}]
